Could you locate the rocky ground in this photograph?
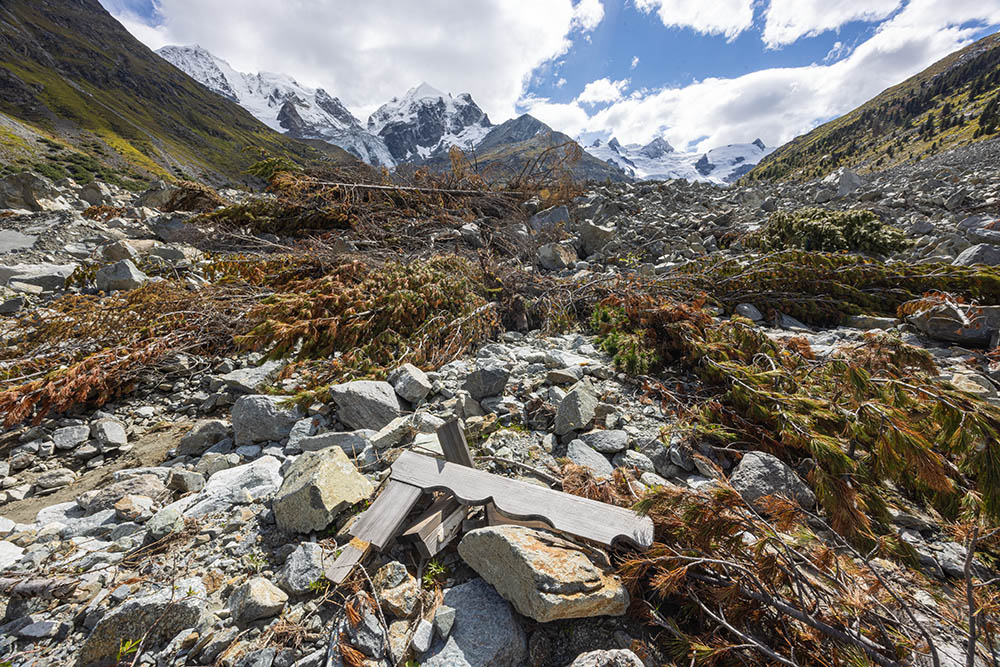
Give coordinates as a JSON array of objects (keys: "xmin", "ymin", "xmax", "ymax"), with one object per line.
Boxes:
[{"xmin": 2, "ymin": 138, "xmax": 1000, "ymax": 667}]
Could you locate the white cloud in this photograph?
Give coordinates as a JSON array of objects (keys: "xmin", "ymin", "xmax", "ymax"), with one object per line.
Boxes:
[
  {"xmin": 631, "ymin": 55, "xmax": 640, "ymax": 69},
  {"xmin": 572, "ymin": 0, "xmax": 605, "ymax": 31},
  {"xmin": 763, "ymin": 0, "xmax": 902, "ymax": 48},
  {"xmin": 99, "ymin": 0, "xmax": 604, "ymax": 122},
  {"xmin": 555, "ymin": 77, "xmax": 567, "ymax": 88},
  {"xmin": 576, "ymin": 77, "xmax": 630, "ymax": 105},
  {"xmin": 522, "ymin": 0, "xmax": 1000, "ymax": 151},
  {"xmin": 824, "ymin": 41, "xmax": 849, "ymax": 62},
  {"xmin": 634, "ymin": 0, "xmax": 755, "ymax": 42}
]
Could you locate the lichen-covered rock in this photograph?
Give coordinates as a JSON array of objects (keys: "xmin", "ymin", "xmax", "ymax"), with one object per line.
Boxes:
[
  {"xmin": 457, "ymin": 525, "xmax": 628, "ymax": 622},
  {"xmin": 273, "ymin": 448, "xmax": 374, "ymax": 534}
]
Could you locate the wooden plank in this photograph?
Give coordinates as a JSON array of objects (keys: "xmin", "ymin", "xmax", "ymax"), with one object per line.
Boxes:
[
  {"xmin": 348, "ymin": 479, "xmax": 423, "ymax": 549},
  {"xmin": 399, "ymin": 495, "xmax": 468, "ymax": 558},
  {"xmin": 486, "ymin": 504, "xmax": 553, "ymax": 532},
  {"xmin": 437, "ymin": 419, "xmax": 474, "ymax": 467},
  {"xmin": 325, "ymin": 539, "xmax": 369, "ymax": 584},
  {"xmin": 390, "ymin": 451, "xmax": 654, "ymax": 549}
]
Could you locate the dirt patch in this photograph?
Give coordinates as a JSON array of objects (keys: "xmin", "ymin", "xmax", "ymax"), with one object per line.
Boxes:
[{"xmin": 1, "ymin": 421, "xmax": 191, "ymax": 524}]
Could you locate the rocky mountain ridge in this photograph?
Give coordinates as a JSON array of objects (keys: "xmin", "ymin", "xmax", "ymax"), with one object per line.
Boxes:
[{"xmin": 585, "ymin": 135, "xmax": 773, "ymax": 184}]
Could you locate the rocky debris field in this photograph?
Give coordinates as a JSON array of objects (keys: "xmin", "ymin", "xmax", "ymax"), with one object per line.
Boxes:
[{"xmin": 1, "ymin": 138, "xmax": 1000, "ymax": 667}]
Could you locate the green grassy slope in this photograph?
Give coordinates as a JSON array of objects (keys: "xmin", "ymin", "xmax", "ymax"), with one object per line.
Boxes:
[
  {"xmin": 744, "ymin": 31, "xmax": 1000, "ymax": 183},
  {"xmin": 0, "ymin": 0, "xmax": 354, "ymax": 187}
]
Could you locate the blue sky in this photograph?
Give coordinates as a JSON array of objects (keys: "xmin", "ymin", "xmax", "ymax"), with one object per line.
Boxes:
[{"xmin": 104, "ymin": 0, "xmax": 1000, "ymax": 152}]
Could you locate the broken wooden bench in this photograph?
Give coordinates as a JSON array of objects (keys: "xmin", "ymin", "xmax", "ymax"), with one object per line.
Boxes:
[{"xmin": 326, "ymin": 421, "xmax": 654, "ymax": 584}]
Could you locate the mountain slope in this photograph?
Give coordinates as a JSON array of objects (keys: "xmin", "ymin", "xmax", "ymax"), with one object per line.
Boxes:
[
  {"xmin": 369, "ymin": 83, "xmax": 492, "ymax": 162},
  {"xmin": 156, "ymin": 45, "xmax": 394, "ymax": 168},
  {"xmin": 746, "ymin": 31, "xmax": 1000, "ymax": 183},
  {"xmin": 0, "ymin": 0, "xmax": 350, "ymax": 186},
  {"xmin": 586, "ymin": 136, "xmax": 772, "ymax": 183},
  {"xmin": 422, "ymin": 114, "xmax": 628, "ymax": 183}
]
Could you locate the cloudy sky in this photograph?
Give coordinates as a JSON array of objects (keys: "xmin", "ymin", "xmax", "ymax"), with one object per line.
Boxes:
[{"xmin": 101, "ymin": 0, "xmax": 1000, "ymax": 152}]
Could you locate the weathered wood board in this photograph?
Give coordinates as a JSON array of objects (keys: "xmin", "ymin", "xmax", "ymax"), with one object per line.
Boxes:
[
  {"xmin": 389, "ymin": 450, "xmax": 654, "ymax": 549},
  {"xmin": 399, "ymin": 495, "xmax": 468, "ymax": 558},
  {"xmin": 348, "ymin": 479, "xmax": 423, "ymax": 549}
]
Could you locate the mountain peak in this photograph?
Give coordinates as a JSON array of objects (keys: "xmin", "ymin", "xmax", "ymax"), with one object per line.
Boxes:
[
  {"xmin": 410, "ymin": 82, "xmax": 447, "ymax": 100},
  {"xmin": 753, "ymin": 138, "xmax": 766, "ymax": 150}
]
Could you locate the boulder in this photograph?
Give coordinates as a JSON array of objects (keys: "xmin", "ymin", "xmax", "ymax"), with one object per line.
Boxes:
[
  {"xmin": 458, "ymin": 526, "xmax": 628, "ymax": 622},
  {"xmin": 78, "ymin": 578, "xmax": 205, "ymax": 666},
  {"xmin": 0, "ymin": 172, "xmax": 68, "ymax": 211},
  {"xmin": 953, "ymin": 243, "xmax": 1000, "ymax": 266},
  {"xmin": 329, "ymin": 381, "xmax": 402, "ymax": 430},
  {"xmin": 231, "ymin": 395, "xmax": 300, "ymax": 445},
  {"xmin": 421, "ymin": 578, "xmax": 526, "ymax": 667},
  {"xmin": 182, "ymin": 456, "xmax": 283, "ymax": 517},
  {"xmin": 95, "ymin": 259, "xmax": 148, "ymax": 292},
  {"xmin": 462, "ymin": 363, "xmax": 510, "ymax": 400},
  {"xmin": 554, "ymin": 381, "xmax": 598, "ymax": 435},
  {"xmin": 91, "ymin": 418, "xmax": 128, "ymax": 447},
  {"xmin": 569, "ymin": 649, "xmax": 645, "ymax": 667},
  {"xmin": 579, "ymin": 429, "xmax": 627, "ymax": 453},
  {"xmin": 79, "ymin": 474, "xmax": 166, "ymax": 514},
  {"xmin": 565, "ymin": 440, "xmax": 614, "ymax": 478},
  {"xmin": 221, "ymin": 360, "xmax": 286, "ymax": 393},
  {"xmin": 273, "ymin": 448, "xmax": 374, "ymax": 534},
  {"xmin": 0, "ymin": 540, "xmax": 24, "ymax": 569},
  {"xmin": 537, "ymin": 242, "xmax": 578, "ymax": 270},
  {"xmin": 79, "ymin": 181, "xmax": 113, "ymax": 206},
  {"xmin": 389, "ymin": 363, "xmax": 433, "ymax": 403},
  {"xmin": 579, "ymin": 220, "xmax": 615, "ymax": 256},
  {"xmin": 529, "ymin": 204, "xmax": 570, "ymax": 231},
  {"xmin": 0, "ymin": 263, "xmax": 76, "ymax": 292},
  {"xmin": 228, "ymin": 577, "xmax": 287, "ymax": 625},
  {"xmin": 177, "ymin": 419, "xmax": 229, "ymax": 456},
  {"xmin": 730, "ymin": 451, "xmax": 815, "ymax": 509},
  {"xmin": 52, "ymin": 425, "xmax": 90, "ymax": 450},
  {"xmin": 278, "ymin": 542, "xmax": 326, "ymax": 595}
]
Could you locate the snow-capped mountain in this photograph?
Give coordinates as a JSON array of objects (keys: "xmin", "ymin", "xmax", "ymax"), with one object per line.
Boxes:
[
  {"xmin": 156, "ymin": 45, "xmax": 395, "ymax": 168},
  {"xmin": 368, "ymin": 83, "xmax": 492, "ymax": 162},
  {"xmin": 586, "ymin": 136, "xmax": 773, "ymax": 184}
]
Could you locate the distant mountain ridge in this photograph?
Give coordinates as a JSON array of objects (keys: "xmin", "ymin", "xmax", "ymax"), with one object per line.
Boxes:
[
  {"xmin": 586, "ymin": 136, "xmax": 773, "ymax": 184},
  {"xmin": 156, "ymin": 45, "xmax": 395, "ymax": 168},
  {"xmin": 0, "ymin": 0, "xmax": 343, "ymax": 186}
]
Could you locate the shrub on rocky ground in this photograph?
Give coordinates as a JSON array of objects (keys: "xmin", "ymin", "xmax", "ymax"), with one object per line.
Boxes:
[{"xmin": 745, "ymin": 208, "xmax": 909, "ymax": 254}]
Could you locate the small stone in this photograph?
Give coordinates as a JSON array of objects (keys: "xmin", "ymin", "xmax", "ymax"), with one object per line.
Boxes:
[
  {"xmin": 389, "ymin": 363, "xmax": 433, "ymax": 403},
  {"xmin": 566, "ymin": 440, "xmax": 614, "ymax": 478},
  {"xmin": 329, "ymin": 381, "xmax": 402, "ymax": 430},
  {"xmin": 297, "ymin": 430, "xmax": 374, "ymax": 456},
  {"xmin": 167, "ymin": 469, "xmax": 206, "ymax": 494},
  {"xmin": 91, "ymin": 418, "xmax": 127, "ymax": 447},
  {"xmin": 735, "ymin": 303, "xmax": 763, "ymax": 321},
  {"xmin": 177, "ymin": 419, "xmax": 229, "ymax": 456},
  {"xmin": 373, "ymin": 561, "xmax": 420, "ymax": 618},
  {"xmin": 612, "ymin": 449, "xmax": 655, "ymax": 472},
  {"xmin": 113, "ymin": 494, "xmax": 154, "ymax": 522},
  {"xmin": 147, "ymin": 507, "xmax": 185, "ymax": 540},
  {"xmin": 35, "ymin": 467, "xmax": 75, "ymax": 490},
  {"xmin": 220, "ymin": 360, "xmax": 286, "ymax": 393},
  {"xmin": 278, "ymin": 542, "xmax": 325, "ymax": 595},
  {"xmin": 232, "ymin": 395, "xmax": 300, "ymax": 445},
  {"xmin": 579, "ymin": 429, "xmax": 627, "ymax": 453},
  {"xmin": 95, "ymin": 259, "xmax": 148, "ymax": 292},
  {"xmin": 228, "ymin": 577, "xmax": 288, "ymax": 625},
  {"xmin": 462, "ymin": 363, "xmax": 510, "ymax": 401},
  {"xmin": 568, "ymin": 649, "xmax": 645, "ymax": 667},
  {"xmin": 433, "ymin": 604, "xmax": 455, "ymax": 638},
  {"xmin": 52, "ymin": 425, "xmax": 90, "ymax": 450},
  {"xmin": 411, "ymin": 618, "xmax": 434, "ymax": 654}
]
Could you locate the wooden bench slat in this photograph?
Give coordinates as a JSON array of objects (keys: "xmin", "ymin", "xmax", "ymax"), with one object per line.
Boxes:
[
  {"xmin": 389, "ymin": 451, "xmax": 653, "ymax": 549},
  {"xmin": 348, "ymin": 479, "xmax": 423, "ymax": 549}
]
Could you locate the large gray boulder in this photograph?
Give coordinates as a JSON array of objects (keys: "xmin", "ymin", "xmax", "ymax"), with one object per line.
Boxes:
[
  {"xmin": 421, "ymin": 578, "xmax": 526, "ymax": 667},
  {"xmin": 0, "ymin": 262, "xmax": 76, "ymax": 292},
  {"xmin": 554, "ymin": 381, "xmax": 598, "ymax": 435},
  {"xmin": 729, "ymin": 451, "xmax": 815, "ymax": 509},
  {"xmin": 273, "ymin": 448, "xmax": 374, "ymax": 534},
  {"xmin": 458, "ymin": 526, "xmax": 628, "ymax": 622},
  {"xmin": 177, "ymin": 419, "xmax": 229, "ymax": 456},
  {"xmin": 0, "ymin": 172, "xmax": 70, "ymax": 211},
  {"xmin": 329, "ymin": 381, "xmax": 402, "ymax": 430},
  {"xmin": 953, "ymin": 243, "xmax": 1000, "ymax": 267},
  {"xmin": 182, "ymin": 456, "xmax": 283, "ymax": 517},
  {"xmin": 95, "ymin": 259, "xmax": 149, "ymax": 292},
  {"xmin": 529, "ymin": 204, "xmax": 570, "ymax": 231},
  {"xmin": 231, "ymin": 395, "xmax": 300, "ymax": 445},
  {"xmin": 78, "ymin": 578, "xmax": 205, "ymax": 666}
]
